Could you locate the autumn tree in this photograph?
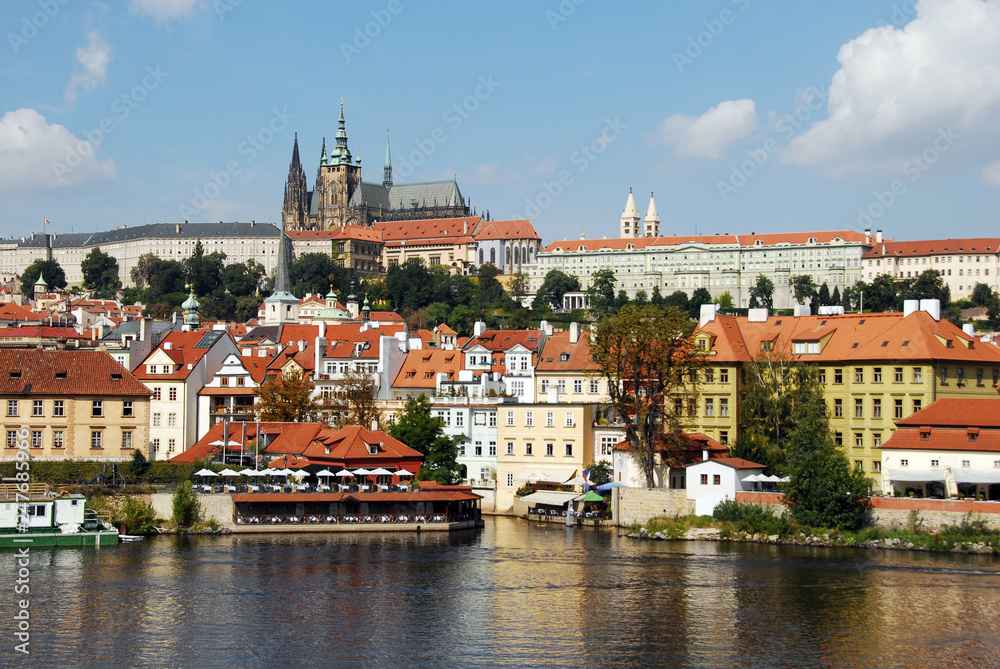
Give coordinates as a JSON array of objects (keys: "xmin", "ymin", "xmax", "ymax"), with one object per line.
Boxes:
[
  {"xmin": 324, "ymin": 368, "xmax": 382, "ymax": 429},
  {"xmin": 254, "ymin": 368, "xmax": 321, "ymax": 422},
  {"xmin": 591, "ymin": 304, "xmax": 703, "ymax": 487}
]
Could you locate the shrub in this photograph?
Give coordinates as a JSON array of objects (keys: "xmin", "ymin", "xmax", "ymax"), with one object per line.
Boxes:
[
  {"xmin": 713, "ymin": 500, "xmax": 792, "ymax": 535},
  {"xmin": 172, "ymin": 481, "xmax": 200, "ymax": 527},
  {"xmin": 118, "ymin": 495, "xmax": 157, "ymax": 534}
]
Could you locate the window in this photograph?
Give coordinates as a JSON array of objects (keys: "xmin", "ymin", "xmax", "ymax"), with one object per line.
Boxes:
[
  {"xmin": 474, "ymin": 442, "xmax": 482, "ymax": 456},
  {"xmin": 6, "ymin": 430, "xmax": 16, "ymax": 447},
  {"xmin": 720, "ymin": 369, "xmax": 729, "ymax": 383},
  {"xmin": 855, "ymin": 460, "xmax": 864, "ymax": 471},
  {"xmin": 956, "ymin": 367, "xmax": 964, "ymax": 385},
  {"xmin": 854, "ymin": 398, "xmax": 864, "ymax": 418},
  {"xmin": 168, "ymin": 413, "xmax": 177, "ymax": 427},
  {"xmin": 32, "ymin": 400, "xmax": 43, "ymax": 417},
  {"xmin": 564, "ymin": 412, "xmax": 574, "ymax": 427},
  {"xmin": 509, "ymin": 380, "xmax": 525, "ymax": 397},
  {"xmin": 818, "ymin": 369, "xmax": 826, "ymax": 384},
  {"xmin": 220, "ymin": 377, "xmax": 229, "ymax": 387},
  {"xmin": 913, "ymin": 399, "xmax": 922, "ymax": 413},
  {"xmin": 574, "ymin": 379, "xmax": 582, "ymax": 394},
  {"xmin": 590, "ymin": 380, "xmax": 600, "ymax": 394},
  {"xmin": 713, "ymin": 474, "xmax": 721, "ymax": 485},
  {"xmin": 92, "ymin": 400, "xmax": 103, "ymax": 417},
  {"xmin": 931, "ymin": 459, "xmax": 940, "ymax": 467},
  {"xmin": 705, "ymin": 369, "xmax": 714, "ymax": 383},
  {"xmin": 705, "ymin": 398, "xmax": 714, "ymax": 417},
  {"xmin": 834, "ymin": 369, "xmax": 843, "ymax": 384},
  {"xmin": 719, "ymin": 430, "xmax": 728, "ymax": 445},
  {"xmin": 150, "ymin": 438, "xmax": 159, "ymax": 455},
  {"xmin": 30, "ymin": 431, "xmax": 41, "ymax": 448},
  {"xmin": 489, "ymin": 412, "xmax": 497, "ymax": 428},
  {"xmin": 236, "ymin": 377, "xmax": 245, "ymax": 387},
  {"xmin": 835, "ymin": 431, "xmax": 843, "ymax": 446},
  {"xmin": 455, "ymin": 413, "xmax": 464, "ymax": 428},
  {"xmin": 152, "ymin": 387, "xmax": 161, "ymax": 401},
  {"xmin": 873, "ymin": 461, "xmax": 881, "ymax": 473},
  {"xmin": 872, "ymin": 398, "xmax": 882, "ymax": 418},
  {"xmin": 600, "ymin": 435, "xmax": 618, "ymax": 456},
  {"xmin": 976, "ymin": 368, "xmax": 984, "ymax": 385},
  {"xmin": 53, "ymin": 431, "xmax": 63, "ymax": 449},
  {"xmin": 855, "ymin": 433, "xmax": 864, "ymax": 447},
  {"xmin": 962, "ymin": 460, "xmax": 970, "ymax": 468},
  {"xmin": 168, "ymin": 438, "xmax": 176, "ymax": 453},
  {"xmin": 169, "ymin": 388, "xmax": 177, "ymax": 401},
  {"xmin": 940, "ymin": 366, "xmax": 947, "ymax": 383},
  {"xmin": 700, "ymin": 474, "xmax": 708, "ymax": 485},
  {"xmin": 506, "ymin": 411, "xmax": 514, "ymax": 426},
  {"xmin": 489, "ymin": 442, "xmax": 497, "ymax": 456},
  {"xmin": 913, "ymin": 367, "xmax": 923, "ymax": 383},
  {"xmin": 720, "ymin": 398, "xmax": 729, "ymax": 417},
  {"xmin": 894, "ymin": 399, "xmax": 903, "ymax": 419},
  {"xmin": 855, "ymin": 368, "xmax": 864, "ymax": 383},
  {"xmin": 546, "ymin": 412, "xmax": 554, "ymax": 427},
  {"xmin": 557, "ymin": 380, "xmax": 566, "ymax": 393},
  {"xmin": 540, "ymin": 380, "xmax": 549, "ymax": 392},
  {"xmin": 53, "ymin": 400, "xmax": 64, "ymax": 417},
  {"xmin": 525, "ymin": 411, "xmax": 533, "ymax": 427},
  {"xmin": 873, "ymin": 433, "xmax": 882, "ymax": 448},
  {"xmin": 873, "ymin": 368, "xmax": 882, "ymax": 383},
  {"xmin": 507, "ymin": 473, "xmax": 514, "ymax": 487},
  {"xmin": 894, "ymin": 367, "xmax": 903, "ymax": 383},
  {"xmin": 506, "ymin": 442, "xmax": 514, "ymax": 455},
  {"xmin": 526, "ymin": 443, "xmax": 533, "ymax": 456},
  {"xmin": 153, "ymin": 413, "xmax": 161, "ymax": 427},
  {"xmin": 122, "ymin": 431, "xmax": 133, "ymax": 449},
  {"xmin": 834, "ymin": 399, "xmax": 843, "ymax": 417},
  {"xmin": 545, "ymin": 443, "xmax": 554, "ymax": 456},
  {"xmin": 565, "ymin": 443, "xmax": 573, "ymax": 457},
  {"xmin": 91, "ymin": 430, "xmax": 103, "ymax": 449},
  {"xmin": 122, "ymin": 401, "xmax": 134, "ymax": 418},
  {"xmin": 7, "ymin": 400, "xmax": 17, "ymax": 417}
]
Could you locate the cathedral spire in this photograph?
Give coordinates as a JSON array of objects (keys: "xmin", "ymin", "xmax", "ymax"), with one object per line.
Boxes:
[
  {"xmin": 320, "ymin": 136, "xmax": 327, "ymax": 165},
  {"xmin": 290, "ymin": 132, "xmax": 301, "ymax": 170},
  {"xmin": 383, "ymin": 130, "xmax": 393, "ymax": 189},
  {"xmin": 333, "ymin": 101, "xmax": 353, "ymax": 165},
  {"xmin": 620, "ymin": 188, "xmax": 641, "ymax": 238},
  {"xmin": 644, "ymin": 191, "xmax": 660, "ymax": 238}
]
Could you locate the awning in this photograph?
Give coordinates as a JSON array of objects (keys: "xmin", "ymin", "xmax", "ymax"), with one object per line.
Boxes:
[
  {"xmin": 952, "ymin": 469, "xmax": 1000, "ymax": 484},
  {"xmin": 513, "ymin": 467, "xmax": 578, "ymax": 484},
  {"xmin": 885, "ymin": 469, "xmax": 947, "ymax": 482},
  {"xmin": 519, "ymin": 491, "xmax": 581, "ymax": 506}
]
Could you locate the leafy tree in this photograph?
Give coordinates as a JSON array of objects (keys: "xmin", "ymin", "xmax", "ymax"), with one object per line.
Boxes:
[
  {"xmin": 650, "ymin": 285, "xmax": 664, "ymax": 307},
  {"xmin": 817, "ymin": 282, "xmax": 831, "ymax": 307},
  {"xmin": 185, "ymin": 240, "xmax": 226, "ymax": 297},
  {"xmin": 634, "ymin": 290, "xmax": 648, "ymax": 305},
  {"xmin": 898, "ymin": 269, "xmax": 950, "ymax": 308},
  {"xmin": 690, "ymin": 287, "xmax": 712, "ymax": 319},
  {"xmin": 587, "ymin": 268, "xmax": 617, "ymax": 317},
  {"xmin": 749, "ymin": 275, "xmax": 774, "ymax": 310},
  {"xmin": 81, "ymin": 247, "xmax": 122, "ymax": 298},
  {"xmin": 664, "ymin": 290, "xmax": 689, "ymax": 314},
  {"xmin": 128, "ymin": 448, "xmax": 151, "ymax": 482},
  {"xmin": 254, "ymin": 367, "xmax": 320, "ymax": 422},
  {"xmin": 224, "ymin": 260, "xmax": 266, "ymax": 297},
  {"xmin": 475, "ymin": 263, "xmax": 508, "ymax": 309},
  {"xmin": 831, "ymin": 286, "xmax": 841, "ymax": 306},
  {"xmin": 148, "ymin": 259, "xmax": 188, "ymax": 298},
  {"xmin": 715, "ymin": 291, "xmax": 735, "ymax": 311},
  {"xmin": 172, "ymin": 481, "xmax": 200, "ymax": 527},
  {"xmin": 235, "ymin": 296, "xmax": 260, "ymax": 323},
  {"xmin": 729, "ymin": 432, "xmax": 784, "ymax": 474},
  {"xmin": 290, "ymin": 252, "xmax": 340, "ymax": 298},
  {"xmin": 200, "ymin": 290, "xmax": 238, "ymax": 322},
  {"xmin": 971, "ymin": 282, "xmax": 995, "ymax": 308},
  {"xmin": 325, "ymin": 369, "xmax": 382, "ymax": 429},
  {"xmin": 587, "ymin": 461, "xmax": 612, "ymax": 486},
  {"xmin": 386, "ymin": 258, "xmax": 432, "ymax": 312},
  {"xmin": 508, "ymin": 271, "xmax": 529, "ymax": 306},
  {"xmin": 533, "ymin": 269, "xmax": 580, "ymax": 310},
  {"xmin": 791, "ymin": 275, "xmax": 817, "ymax": 305},
  {"xmin": 782, "ymin": 390, "xmax": 871, "ymax": 529},
  {"xmin": 867, "ymin": 274, "xmax": 898, "ymax": 312},
  {"xmin": 386, "ymin": 395, "xmax": 463, "ymax": 484},
  {"xmin": 614, "ymin": 289, "xmax": 630, "ymax": 313},
  {"xmin": 20, "ymin": 258, "xmax": 67, "ymax": 296},
  {"xmin": 130, "ymin": 252, "xmax": 160, "ymax": 290},
  {"xmin": 119, "ymin": 495, "xmax": 157, "ymax": 534},
  {"xmin": 591, "ymin": 304, "xmax": 703, "ymax": 487}
]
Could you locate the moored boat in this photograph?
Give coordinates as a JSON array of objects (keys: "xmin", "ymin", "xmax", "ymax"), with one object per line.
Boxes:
[{"xmin": 0, "ymin": 488, "xmax": 120, "ymax": 548}]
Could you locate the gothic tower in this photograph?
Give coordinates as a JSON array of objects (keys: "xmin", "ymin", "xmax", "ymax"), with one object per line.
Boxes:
[
  {"xmin": 316, "ymin": 102, "xmax": 362, "ymax": 229},
  {"xmin": 644, "ymin": 192, "xmax": 660, "ymax": 237},
  {"xmin": 281, "ymin": 133, "xmax": 308, "ymax": 230},
  {"xmin": 620, "ymin": 188, "xmax": 641, "ymax": 238},
  {"xmin": 383, "ymin": 130, "xmax": 392, "ymax": 189}
]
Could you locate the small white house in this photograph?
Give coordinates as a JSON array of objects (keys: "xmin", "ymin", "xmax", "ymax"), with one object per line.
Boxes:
[{"xmin": 685, "ymin": 454, "xmax": 765, "ymax": 515}]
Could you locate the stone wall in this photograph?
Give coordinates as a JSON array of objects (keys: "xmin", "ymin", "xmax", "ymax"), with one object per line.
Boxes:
[
  {"xmin": 149, "ymin": 492, "xmax": 235, "ymax": 528},
  {"xmin": 614, "ymin": 488, "xmax": 693, "ymax": 527}
]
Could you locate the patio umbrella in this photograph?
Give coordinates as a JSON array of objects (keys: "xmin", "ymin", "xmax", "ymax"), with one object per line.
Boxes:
[
  {"xmin": 778, "ymin": 476, "xmax": 791, "ymax": 483},
  {"xmin": 218, "ymin": 468, "xmax": 241, "ymax": 477},
  {"xmin": 595, "ymin": 481, "xmax": 625, "ymax": 491},
  {"xmin": 395, "ymin": 469, "xmax": 414, "ymax": 477},
  {"xmin": 335, "ymin": 469, "xmax": 354, "ymax": 478},
  {"xmin": 194, "ymin": 468, "xmax": 219, "ymax": 477},
  {"xmin": 209, "ymin": 439, "xmax": 242, "ymax": 447},
  {"xmin": 580, "ymin": 490, "xmax": 605, "ymax": 502},
  {"xmin": 742, "ymin": 474, "xmax": 763, "ymax": 483},
  {"xmin": 564, "ymin": 475, "xmax": 587, "ymax": 486},
  {"xmin": 763, "ymin": 475, "xmax": 782, "ymax": 483},
  {"xmin": 314, "ymin": 469, "xmax": 335, "ymax": 478},
  {"xmin": 238, "ymin": 468, "xmax": 257, "ymax": 476},
  {"xmin": 369, "ymin": 467, "xmax": 392, "ymax": 476},
  {"xmin": 267, "ymin": 468, "xmax": 288, "ymax": 476},
  {"xmin": 352, "ymin": 468, "xmax": 371, "ymax": 476}
]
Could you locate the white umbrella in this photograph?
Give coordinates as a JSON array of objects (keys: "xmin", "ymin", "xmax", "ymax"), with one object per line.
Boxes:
[
  {"xmin": 564, "ymin": 475, "xmax": 587, "ymax": 486},
  {"xmin": 194, "ymin": 468, "xmax": 219, "ymax": 477},
  {"xmin": 742, "ymin": 473, "xmax": 763, "ymax": 483},
  {"xmin": 291, "ymin": 470, "xmax": 311, "ymax": 478},
  {"xmin": 238, "ymin": 468, "xmax": 256, "ymax": 476},
  {"xmin": 267, "ymin": 468, "xmax": 288, "ymax": 476},
  {"xmin": 335, "ymin": 469, "xmax": 354, "ymax": 478},
  {"xmin": 763, "ymin": 475, "xmax": 782, "ymax": 483},
  {"xmin": 209, "ymin": 439, "xmax": 242, "ymax": 447},
  {"xmin": 315, "ymin": 469, "xmax": 335, "ymax": 478},
  {"xmin": 778, "ymin": 476, "xmax": 791, "ymax": 483},
  {"xmin": 369, "ymin": 467, "xmax": 392, "ymax": 476},
  {"xmin": 353, "ymin": 468, "xmax": 371, "ymax": 476},
  {"xmin": 218, "ymin": 468, "xmax": 241, "ymax": 477},
  {"xmin": 394, "ymin": 469, "xmax": 413, "ymax": 477}
]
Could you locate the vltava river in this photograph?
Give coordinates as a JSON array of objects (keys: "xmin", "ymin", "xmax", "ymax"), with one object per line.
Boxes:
[{"xmin": 3, "ymin": 517, "xmax": 999, "ymax": 668}]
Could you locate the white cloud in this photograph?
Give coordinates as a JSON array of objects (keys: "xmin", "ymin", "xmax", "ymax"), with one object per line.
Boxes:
[
  {"xmin": 129, "ymin": 0, "xmax": 206, "ymax": 22},
  {"xmin": 64, "ymin": 32, "xmax": 112, "ymax": 108},
  {"xmin": 656, "ymin": 99, "xmax": 758, "ymax": 160},
  {"xmin": 0, "ymin": 108, "xmax": 116, "ymax": 193},
  {"xmin": 982, "ymin": 160, "xmax": 1000, "ymax": 186},
  {"xmin": 784, "ymin": 0, "xmax": 1000, "ymax": 174}
]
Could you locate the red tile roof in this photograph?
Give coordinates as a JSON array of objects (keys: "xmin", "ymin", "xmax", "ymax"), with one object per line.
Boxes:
[
  {"xmin": 285, "ymin": 225, "xmax": 384, "ymax": 242},
  {"xmin": 703, "ymin": 456, "xmax": 766, "ymax": 470},
  {"xmin": 393, "ymin": 348, "xmax": 464, "ymax": 389},
  {"xmin": 0, "ymin": 303, "xmax": 40, "ymax": 321},
  {"xmin": 133, "ymin": 330, "xmax": 233, "ymax": 381},
  {"xmin": 473, "ymin": 219, "xmax": 540, "ymax": 241},
  {"xmin": 0, "ymin": 349, "xmax": 150, "ymax": 396},
  {"xmin": 375, "ymin": 216, "xmax": 483, "ymax": 243},
  {"xmin": 864, "ymin": 238, "xmax": 1000, "ymax": 259},
  {"xmin": 536, "ymin": 330, "xmax": 599, "ymax": 372},
  {"xmin": 0, "ymin": 326, "xmax": 84, "ymax": 339},
  {"xmin": 896, "ymin": 398, "xmax": 1000, "ymax": 428},
  {"xmin": 542, "ymin": 230, "xmax": 869, "ymax": 253}
]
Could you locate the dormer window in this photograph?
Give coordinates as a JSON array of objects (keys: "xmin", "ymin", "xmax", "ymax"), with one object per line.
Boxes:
[
  {"xmin": 367, "ymin": 442, "xmax": 379, "ymax": 455},
  {"xmin": 560, "ymin": 353, "xmax": 570, "ymax": 362}
]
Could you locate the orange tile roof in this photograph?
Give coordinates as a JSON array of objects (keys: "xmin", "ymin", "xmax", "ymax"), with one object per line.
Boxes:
[
  {"xmin": 393, "ymin": 348, "xmax": 464, "ymax": 389},
  {"xmin": 536, "ymin": 330, "xmax": 599, "ymax": 372},
  {"xmin": 0, "ymin": 349, "xmax": 150, "ymax": 396},
  {"xmin": 543, "ymin": 230, "xmax": 869, "ymax": 253},
  {"xmin": 896, "ymin": 398, "xmax": 1000, "ymax": 428},
  {"xmin": 133, "ymin": 330, "xmax": 233, "ymax": 381},
  {"xmin": 882, "ymin": 428, "xmax": 1000, "ymax": 453},
  {"xmin": 285, "ymin": 225, "xmax": 384, "ymax": 242},
  {"xmin": 170, "ymin": 422, "xmax": 322, "ymax": 463},
  {"xmin": 0, "ymin": 326, "xmax": 84, "ymax": 339},
  {"xmin": 473, "ymin": 219, "xmax": 540, "ymax": 241},
  {"xmin": 238, "ymin": 354, "xmax": 273, "ymax": 383},
  {"xmin": 375, "ymin": 216, "xmax": 483, "ymax": 242},
  {"xmin": 297, "ymin": 424, "xmax": 423, "ymax": 463},
  {"xmin": 705, "ymin": 456, "xmax": 767, "ymax": 469},
  {"xmin": 864, "ymin": 238, "xmax": 1000, "ymax": 259},
  {"xmin": 0, "ymin": 303, "xmax": 40, "ymax": 321},
  {"xmin": 464, "ymin": 329, "xmax": 545, "ymax": 353}
]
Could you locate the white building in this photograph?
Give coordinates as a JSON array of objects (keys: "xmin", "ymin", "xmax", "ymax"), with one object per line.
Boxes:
[
  {"xmin": 685, "ymin": 455, "xmax": 765, "ymax": 516},
  {"xmin": 864, "ymin": 237, "xmax": 1000, "ymax": 300}
]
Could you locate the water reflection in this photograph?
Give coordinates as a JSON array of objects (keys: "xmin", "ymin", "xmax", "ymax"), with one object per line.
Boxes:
[{"xmin": 1, "ymin": 519, "xmax": 998, "ymax": 668}]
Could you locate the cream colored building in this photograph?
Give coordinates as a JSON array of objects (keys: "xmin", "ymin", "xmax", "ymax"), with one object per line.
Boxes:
[{"xmin": 864, "ymin": 238, "xmax": 1000, "ymax": 299}]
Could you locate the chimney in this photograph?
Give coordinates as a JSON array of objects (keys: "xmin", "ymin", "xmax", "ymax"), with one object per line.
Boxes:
[
  {"xmin": 920, "ymin": 298, "xmax": 941, "ymax": 322},
  {"xmin": 963, "ymin": 324, "xmax": 975, "ymax": 336},
  {"xmin": 699, "ymin": 303, "xmax": 719, "ymax": 327},
  {"xmin": 474, "ymin": 321, "xmax": 486, "ymax": 337},
  {"xmin": 748, "ymin": 308, "xmax": 768, "ymax": 323},
  {"xmin": 702, "ymin": 449, "xmax": 709, "ymax": 462},
  {"xmin": 794, "ymin": 304, "xmax": 811, "ymax": 318},
  {"xmin": 139, "ymin": 317, "xmax": 147, "ymax": 342},
  {"xmin": 903, "ymin": 299, "xmax": 919, "ymax": 317},
  {"xmin": 371, "ymin": 419, "xmax": 378, "ymax": 431},
  {"xmin": 569, "ymin": 322, "xmax": 581, "ymax": 344},
  {"xmin": 864, "ymin": 229, "xmax": 871, "ymax": 244},
  {"xmin": 164, "ymin": 341, "xmax": 173, "ymax": 351},
  {"xmin": 876, "ymin": 229, "xmax": 883, "ymax": 243},
  {"xmin": 298, "ymin": 340, "xmax": 306, "ymax": 352},
  {"xmin": 251, "ymin": 220, "xmax": 255, "ymax": 227}
]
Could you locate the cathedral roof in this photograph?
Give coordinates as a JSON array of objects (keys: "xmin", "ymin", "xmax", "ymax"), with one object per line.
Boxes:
[
  {"xmin": 348, "ymin": 182, "xmax": 391, "ymax": 209},
  {"xmin": 386, "ymin": 181, "xmax": 465, "ymax": 211}
]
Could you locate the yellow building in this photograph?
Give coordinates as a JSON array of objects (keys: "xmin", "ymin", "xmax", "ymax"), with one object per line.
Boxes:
[
  {"xmin": 495, "ymin": 403, "xmax": 596, "ymax": 512},
  {"xmin": 695, "ymin": 303, "xmax": 1000, "ymax": 485},
  {"xmin": 0, "ymin": 349, "xmax": 151, "ymax": 460}
]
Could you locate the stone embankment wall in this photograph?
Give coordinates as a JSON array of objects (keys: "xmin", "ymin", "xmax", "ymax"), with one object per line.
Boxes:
[
  {"xmin": 735, "ymin": 492, "xmax": 1000, "ymax": 531},
  {"xmin": 614, "ymin": 488, "xmax": 693, "ymax": 527},
  {"xmin": 149, "ymin": 492, "xmax": 235, "ymax": 528}
]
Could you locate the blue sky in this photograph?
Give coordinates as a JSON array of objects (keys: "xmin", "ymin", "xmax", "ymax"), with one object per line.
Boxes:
[{"xmin": 2, "ymin": 0, "xmax": 998, "ymax": 245}]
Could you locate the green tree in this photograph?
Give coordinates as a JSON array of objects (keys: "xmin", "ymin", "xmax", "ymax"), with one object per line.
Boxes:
[
  {"xmin": 791, "ymin": 275, "xmax": 817, "ymax": 305},
  {"xmin": 254, "ymin": 367, "xmax": 320, "ymax": 422},
  {"xmin": 130, "ymin": 252, "xmax": 160, "ymax": 290},
  {"xmin": 508, "ymin": 271, "xmax": 529, "ymax": 307},
  {"xmin": 185, "ymin": 240, "xmax": 226, "ymax": 297},
  {"xmin": 867, "ymin": 274, "xmax": 898, "ymax": 312},
  {"xmin": 475, "ymin": 263, "xmax": 508, "ymax": 309},
  {"xmin": 587, "ymin": 268, "xmax": 617, "ymax": 317},
  {"xmin": 729, "ymin": 432, "xmax": 784, "ymax": 474},
  {"xmin": 587, "ymin": 461, "xmax": 612, "ymax": 486},
  {"xmin": 386, "ymin": 258, "xmax": 432, "ymax": 311},
  {"xmin": 831, "ymin": 286, "xmax": 841, "ymax": 306},
  {"xmin": 689, "ymin": 287, "xmax": 712, "ymax": 319},
  {"xmin": 324, "ymin": 369, "xmax": 381, "ymax": 429},
  {"xmin": 664, "ymin": 290, "xmax": 690, "ymax": 314},
  {"xmin": 533, "ymin": 269, "xmax": 580, "ymax": 310},
  {"xmin": 386, "ymin": 395, "xmax": 463, "ymax": 484},
  {"xmin": 782, "ymin": 391, "xmax": 871, "ymax": 529},
  {"xmin": 223, "ymin": 260, "xmax": 266, "ymax": 297},
  {"xmin": 715, "ymin": 291, "xmax": 735, "ymax": 311},
  {"xmin": 20, "ymin": 258, "xmax": 67, "ymax": 297},
  {"xmin": 971, "ymin": 282, "xmax": 995, "ymax": 308},
  {"xmin": 749, "ymin": 275, "xmax": 774, "ymax": 310},
  {"xmin": 128, "ymin": 448, "xmax": 151, "ymax": 482},
  {"xmin": 172, "ymin": 481, "xmax": 200, "ymax": 527},
  {"xmin": 81, "ymin": 247, "xmax": 121, "ymax": 298},
  {"xmin": 817, "ymin": 282, "xmax": 831, "ymax": 307},
  {"xmin": 591, "ymin": 304, "xmax": 703, "ymax": 487},
  {"xmin": 119, "ymin": 495, "xmax": 157, "ymax": 534},
  {"xmin": 290, "ymin": 252, "xmax": 340, "ymax": 298}
]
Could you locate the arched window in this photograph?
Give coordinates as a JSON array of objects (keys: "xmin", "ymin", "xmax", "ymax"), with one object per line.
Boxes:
[
  {"xmin": 528, "ymin": 245, "xmax": 534, "ymax": 261},
  {"xmin": 505, "ymin": 246, "xmax": 511, "ymax": 266},
  {"xmin": 514, "ymin": 247, "xmax": 521, "ymax": 265},
  {"xmin": 479, "ymin": 249, "xmax": 484, "ymax": 266},
  {"xmin": 490, "ymin": 248, "xmax": 496, "ymax": 265}
]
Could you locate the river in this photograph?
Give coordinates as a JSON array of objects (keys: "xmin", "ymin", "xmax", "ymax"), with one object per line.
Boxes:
[{"xmin": 2, "ymin": 517, "xmax": 999, "ymax": 668}]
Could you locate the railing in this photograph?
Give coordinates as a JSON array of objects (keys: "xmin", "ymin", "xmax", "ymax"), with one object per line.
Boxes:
[
  {"xmin": 0, "ymin": 482, "xmax": 49, "ymax": 497},
  {"xmin": 528, "ymin": 507, "xmax": 607, "ymax": 520},
  {"xmin": 233, "ymin": 511, "xmax": 468, "ymax": 525}
]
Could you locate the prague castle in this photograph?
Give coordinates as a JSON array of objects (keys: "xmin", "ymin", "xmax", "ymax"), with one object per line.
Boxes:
[{"xmin": 281, "ymin": 103, "xmax": 471, "ymax": 231}]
